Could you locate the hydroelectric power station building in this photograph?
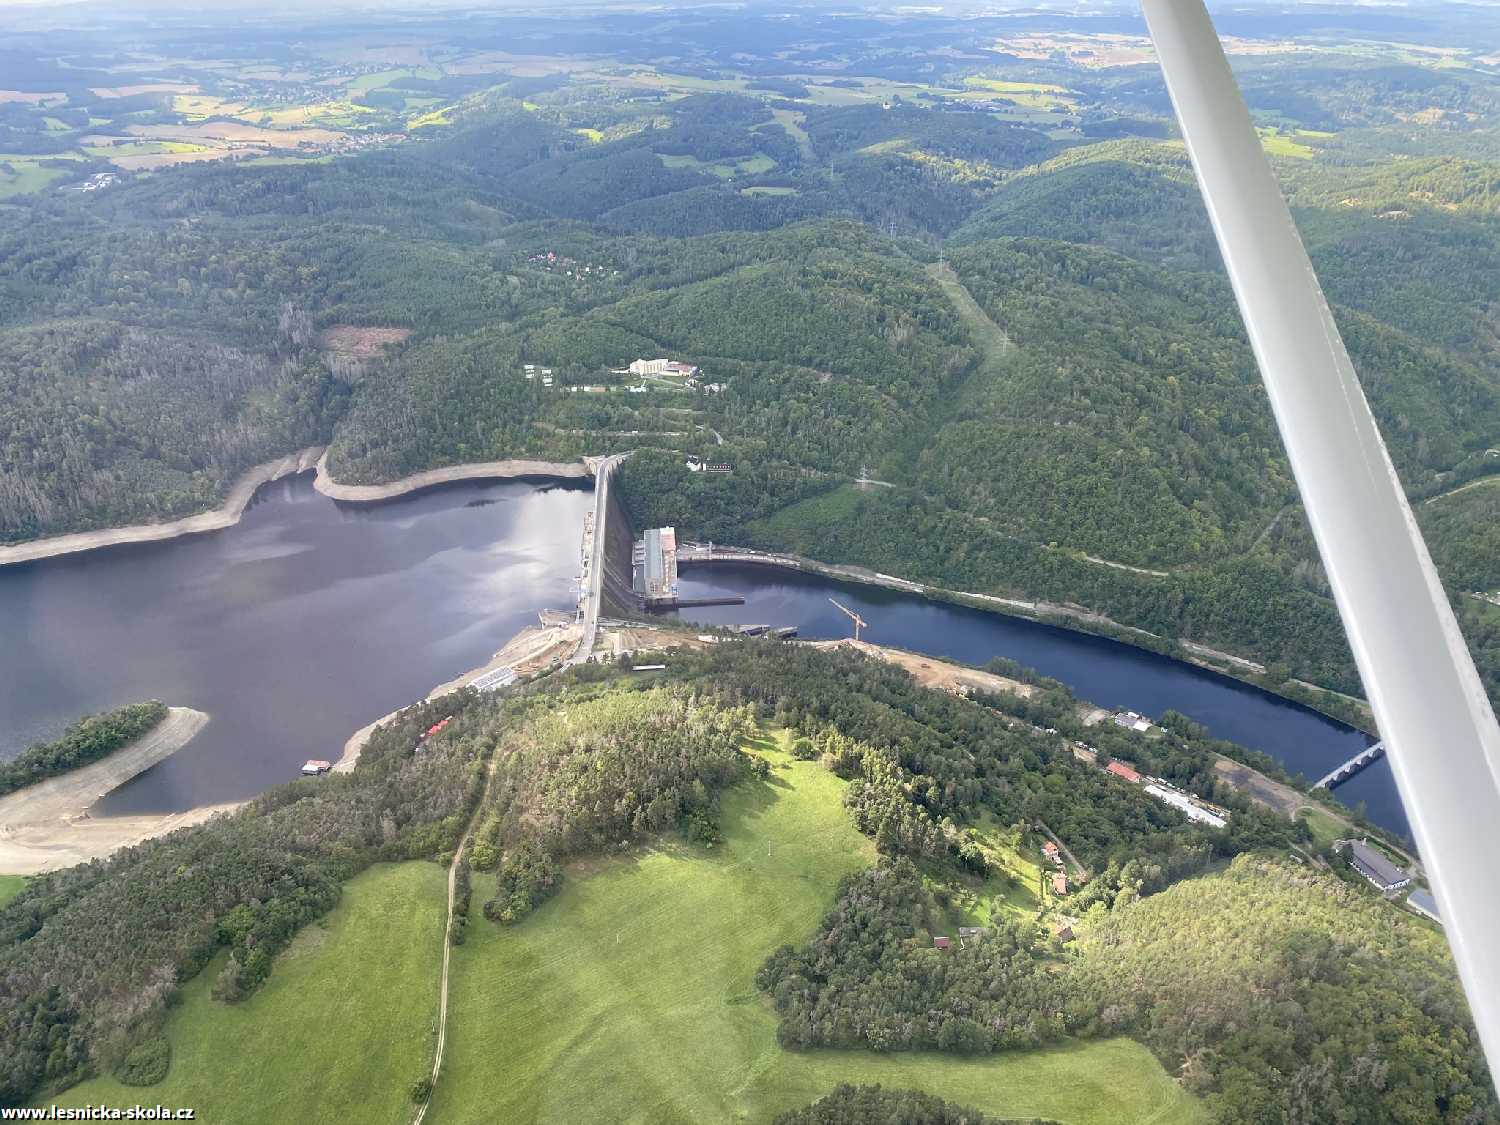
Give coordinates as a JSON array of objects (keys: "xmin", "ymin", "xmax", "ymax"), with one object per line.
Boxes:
[{"xmin": 634, "ymin": 526, "xmax": 679, "ymax": 608}]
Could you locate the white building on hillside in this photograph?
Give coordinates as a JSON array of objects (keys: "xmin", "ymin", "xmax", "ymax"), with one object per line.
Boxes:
[{"xmin": 629, "ymin": 358, "xmax": 700, "ymax": 379}]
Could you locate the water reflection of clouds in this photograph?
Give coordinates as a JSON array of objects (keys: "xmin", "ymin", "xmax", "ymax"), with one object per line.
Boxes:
[{"xmin": 3, "ymin": 474, "xmax": 593, "ymax": 809}]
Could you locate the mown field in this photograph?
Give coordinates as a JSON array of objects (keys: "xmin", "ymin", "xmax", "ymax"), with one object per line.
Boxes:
[
  {"xmin": 0, "ymin": 876, "xmax": 25, "ymax": 909},
  {"xmin": 430, "ymin": 741, "xmax": 1204, "ymax": 1125},
  {"xmin": 53, "ymin": 862, "xmax": 447, "ymax": 1124}
]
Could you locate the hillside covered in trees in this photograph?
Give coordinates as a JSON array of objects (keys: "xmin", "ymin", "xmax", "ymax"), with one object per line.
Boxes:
[
  {"xmin": 7, "ymin": 50, "xmax": 1500, "ymax": 709},
  {"xmin": 0, "ymin": 639, "xmax": 1489, "ymax": 1118}
]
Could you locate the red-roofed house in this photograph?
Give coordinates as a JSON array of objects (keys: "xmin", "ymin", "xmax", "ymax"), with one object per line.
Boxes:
[
  {"xmin": 1041, "ymin": 840, "xmax": 1059, "ymax": 859},
  {"xmin": 1106, "ymin": 760, "xmax": 1142, "ymax": 784},
  {"xmin": 933, "ymin": 936, "xmax": 951, "ymax": 950}
]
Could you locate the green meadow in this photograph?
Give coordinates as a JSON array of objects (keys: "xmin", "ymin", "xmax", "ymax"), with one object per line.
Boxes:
[
  {"xmin": 430, "ymin": 739, "xmax": 1204, "ymax": 1125},
  {"xmin": 0, "ymin": 875, "xmax": 25, "ymax": 909},
  {"xmin": 53, "ymin": 862, "xmax": 447, "ymax": 1124}
]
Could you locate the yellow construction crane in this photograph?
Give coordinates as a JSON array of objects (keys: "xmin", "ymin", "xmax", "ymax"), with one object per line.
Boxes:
[{"xmin": 828, "ymin": 597, "xmax": 867, "ymax": 641}]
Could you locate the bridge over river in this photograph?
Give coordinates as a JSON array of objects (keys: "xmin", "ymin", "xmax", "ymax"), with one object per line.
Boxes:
[{"xmin": 1313, "ymin": 741, "xmax": 1385, "ymax": 790}]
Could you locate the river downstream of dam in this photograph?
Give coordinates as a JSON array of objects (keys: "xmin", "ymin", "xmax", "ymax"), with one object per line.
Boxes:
[
  {"xmin": 670, "ymin": 564, "xmax": 1407, "ymax": 840},
  {"xmin": 0, "ymin": 474, "xmax": 1407, "ymax": 839}
]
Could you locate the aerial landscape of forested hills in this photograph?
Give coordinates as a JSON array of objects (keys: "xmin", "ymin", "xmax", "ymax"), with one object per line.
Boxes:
[
  {"xmin": 6, "ymin": 1, "xmax": 1500, "ymax": 714},
  {"xmin": 3, "ymin": 2, "xmax": 1500, "ymax": 1118}
]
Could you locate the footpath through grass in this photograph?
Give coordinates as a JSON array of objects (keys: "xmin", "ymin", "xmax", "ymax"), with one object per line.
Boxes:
[
  {"xmin": 54, "ymin": 861, "xmax": 447, "ymax": 1124},
  {"xmin": 432, "ymin": 738, "xmax": 1204, "ymax": 1125}
]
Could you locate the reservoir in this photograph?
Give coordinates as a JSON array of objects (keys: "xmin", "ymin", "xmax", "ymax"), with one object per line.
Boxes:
[
  {"xmin": 671, "ymin": 563, "xmax": 1409, "ymax": 840},
  {"xmin": 0, "ymin": 473, "xmax": 591, "ymax": 815},
  {"xmin": 1, "ymin": 476, "xmax": 1408, "ymax": 840}
]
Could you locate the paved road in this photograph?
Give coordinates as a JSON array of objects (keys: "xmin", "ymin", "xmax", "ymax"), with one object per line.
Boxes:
[{"xmin": 570, "ymin": 454, "xmax": 629, "ymax": 665}]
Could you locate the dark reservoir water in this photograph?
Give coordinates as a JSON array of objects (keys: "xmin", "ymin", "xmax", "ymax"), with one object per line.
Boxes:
[
  {"xmin": 671, "ymin": 563, "xmax": 1410, "ymax": 841},
  {"xmin": 1, "ymin": 477, "xmax": 1410, "ymax": 841},
  {"xmin": 0, "ymin": 474, "xmax": 591, "ymax": 814}
]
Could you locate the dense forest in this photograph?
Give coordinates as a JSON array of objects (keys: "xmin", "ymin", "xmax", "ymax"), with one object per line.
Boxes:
[
  {"xmin": 0, "ymin": 702, "xmax": 166, "ymax": 797},
  {"xmin": 774, "ymin": 1084, "xmax": 1044, "ymax": 1124},
  {"xmin": 1067, "ymin": 856, "xmax": 1494, "ymax": 1124},
  {"xmin": 759, "ymin": 859, "xmax": 1066, "ymax": 1053}
]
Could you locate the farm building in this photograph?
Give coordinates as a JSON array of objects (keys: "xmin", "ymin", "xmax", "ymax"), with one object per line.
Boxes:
[
  {"xmin": 1347, "ymin": 839, "xmax": 1412, "ymax": 892},
  {"xmin": 1054, "ymin": 924, "xmax": 1074, "ymax": 943}
]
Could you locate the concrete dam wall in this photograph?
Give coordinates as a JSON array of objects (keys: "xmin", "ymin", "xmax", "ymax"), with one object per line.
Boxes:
[{"xmin": 599, "ymin": 471, "xmax": 641, "ymax": 619}]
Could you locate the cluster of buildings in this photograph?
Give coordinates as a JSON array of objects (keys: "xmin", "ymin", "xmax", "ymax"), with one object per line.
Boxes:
[
  {"xmin": 1144, "ymin": 782, "xmax": 1228, "ymax": 828},
  {"xmin": 685, "ymin": 456, "xmax": 731, "ymax": 474},
  {"xmin": 932, "ymin": 926, "xmax": 989, "ymax": 952},
  {"xmin": 526, "ymin": 251, "xmax": 615, "ymax": 279},
  {"xmin": 1041, "ymin": 839, "xmax": 1069, "ymax": 896},
  {"xmin": 1102, "ymin": 757, "xmax": 1229, "ymax": 828},
  {"xmin": 61, "ymin": 171, "xmax": 119, "ymax": 194},
  {"xmin": 522, "ymin": 364, "xmax": 555, "ymax": 387},
  {"xmin": 627, "ymin": 358, "xmax": 724, "ymax": 393},
  {"xmin": 319, "ymin": 131, "xmax": 407, "ymax": 156},
  {"xmin": 1112, "ymin": 710, "xmax": 1152, "ymax": 733}
]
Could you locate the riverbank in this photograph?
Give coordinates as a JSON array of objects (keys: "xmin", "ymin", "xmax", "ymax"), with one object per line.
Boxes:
[
  {"xmin": 310, "ymin": 451, "xmax": 588, "ymax": 503},
  {"xmin": 678, "ymin": 546, "xmax": 1377, "ymax": 736},
  {"xmin": 334, "ymin": 623, "xmax": 580, "ymax": 773},
  {"xmin": 0, "ymin": 449, "xmax": 593, "ymax": 568},
  {"xmin": 0, "ymin": 706, "xmax": 238, "ymax": 874},
  {"xmin": 0, "ymin": 447, "xmax": 326, "ymax": 567}
]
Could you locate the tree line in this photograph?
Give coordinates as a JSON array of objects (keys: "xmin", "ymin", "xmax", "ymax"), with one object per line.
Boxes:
[{"xmin": 0, "ymin": 702, "xmax": 166, "ymax": 797}]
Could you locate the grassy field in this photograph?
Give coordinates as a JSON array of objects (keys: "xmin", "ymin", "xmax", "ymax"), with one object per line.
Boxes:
[
  {"xmin": 0, "ymin": 875, "xmax": 25, "ymax": 909},
  {"xmin": 1297, "ymin": 804, "xmax": 1345, "ymax": 849},
  {"xmin": 769, "ymin": 108, "xmax": 814, "ymax": 160},
  {"xmin": 430, "ymin": 737, "xmax": 1203, "ymax": 1125},
  {"xmin": 658, "ymin": 152, "xmax": 777, "ymax": 178},
  {"xmin": 347, "ymin": 66, "xmax": 442, "ymax": 95},
  {"xmin": 0, "ymin": 156, "xmax": 76, "ymax": 198},
  {"xmin": 1258, "ymin": 127, "xmax": 1318, "ymax": 159},
  {"xmin": 54, "ymin": 862, "xmax": 447, "ymax": 1124}
]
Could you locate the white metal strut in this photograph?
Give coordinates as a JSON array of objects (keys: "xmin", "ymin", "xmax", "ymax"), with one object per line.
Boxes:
[{"xmin": 1142, "ymin": 0, "xmax": 1500, "ymax": 1069}]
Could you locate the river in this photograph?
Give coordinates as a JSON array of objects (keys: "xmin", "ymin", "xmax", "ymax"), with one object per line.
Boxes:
[
  {"xmin": 0, "ymin": 477, "xmax": 1409, "ymax": 840},
  {"xmin": 670, "ymin": 563, "xmax": 1409, "ymax": 840},
  {"xmin": 0, "ymin": 473, "xmax": 591, "ymax": 815}
]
